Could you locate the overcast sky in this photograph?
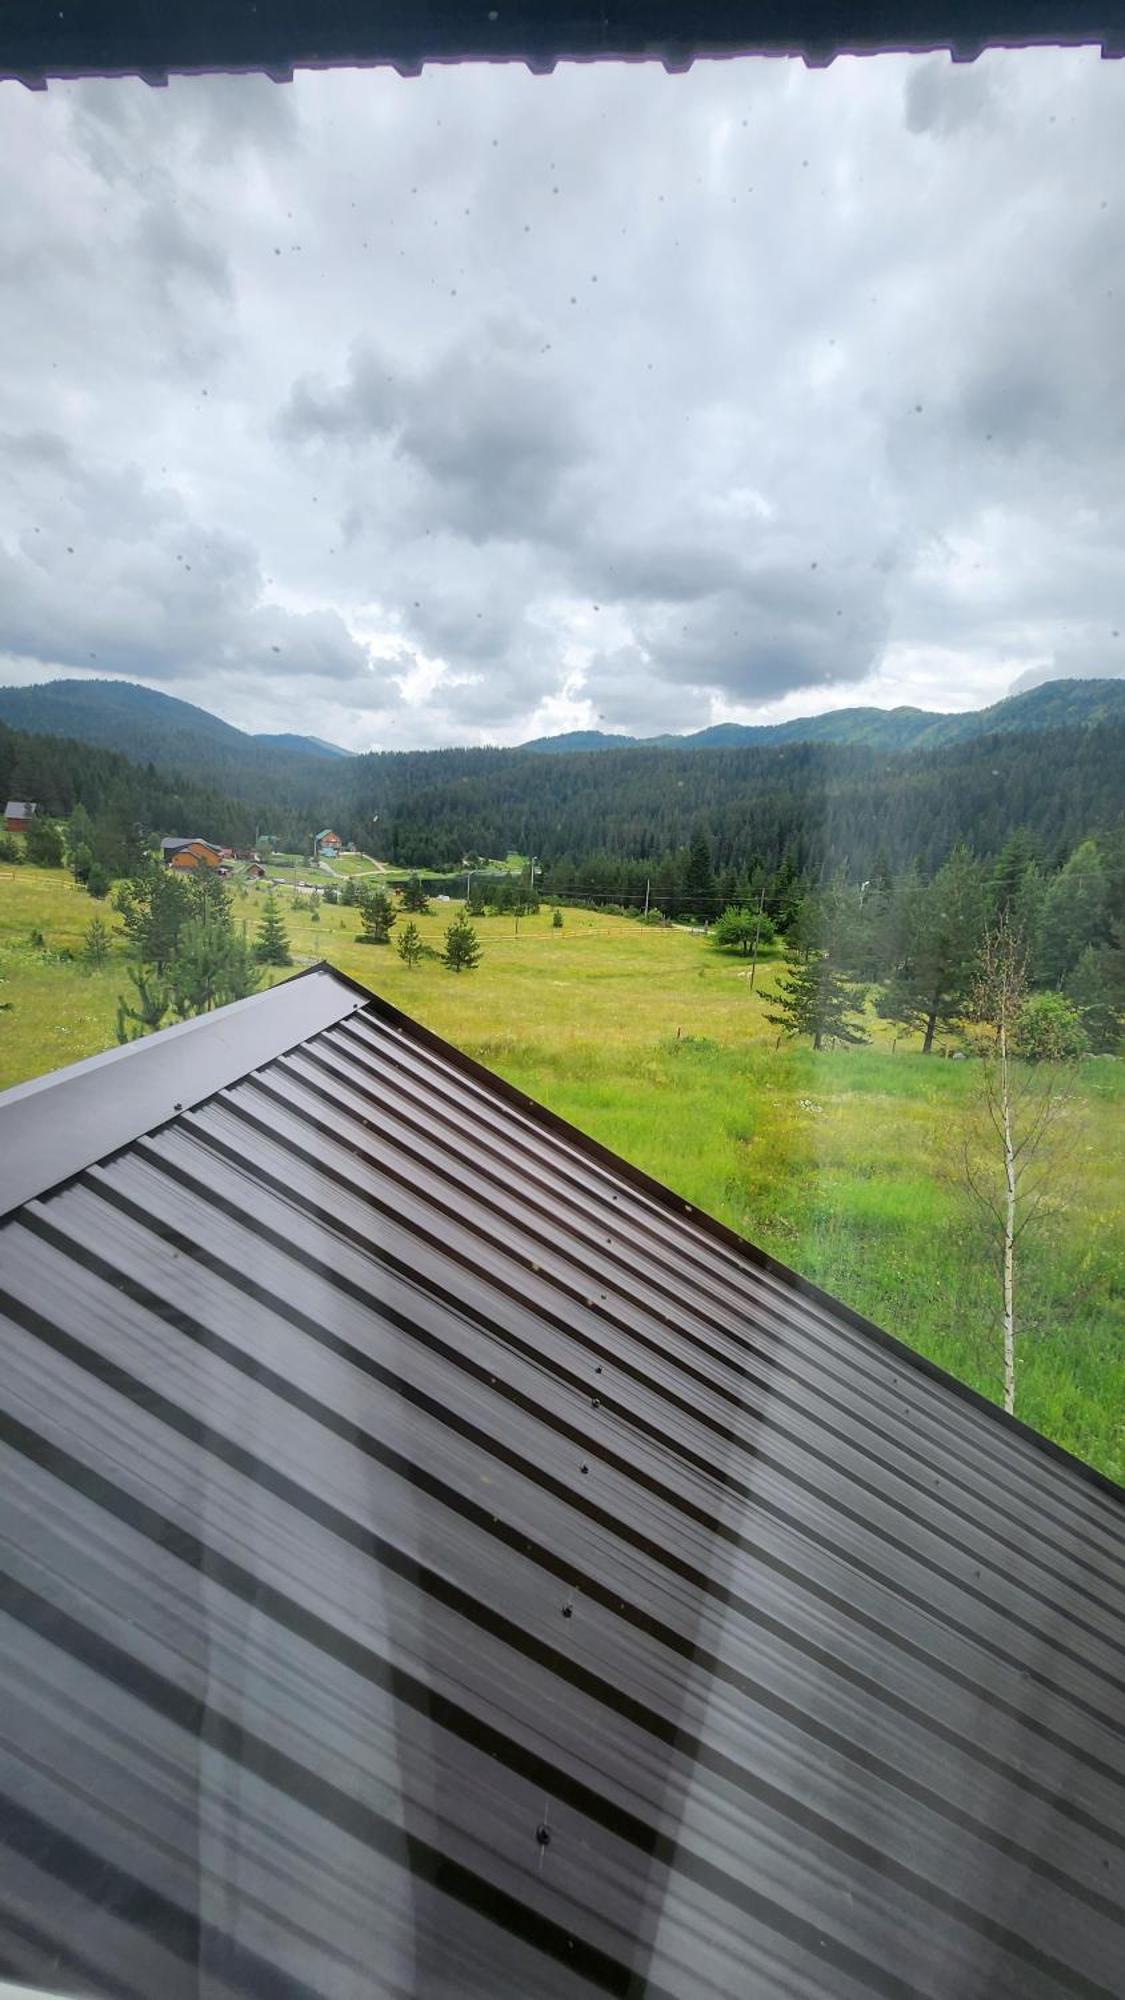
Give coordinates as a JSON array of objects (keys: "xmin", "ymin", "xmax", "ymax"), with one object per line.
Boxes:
[{"xmin": 1, "ymin": 51, "xmax": 1124, "ymax": 750}]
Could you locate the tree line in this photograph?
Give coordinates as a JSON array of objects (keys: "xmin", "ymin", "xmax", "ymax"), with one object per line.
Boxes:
[
  {"xmin": 348, "ymin": 723, "xmax": 1124, "ymax": 879},
  {"xmin": 699, "ymin": 826, "xmax": 1123, "ymax": 1055},
  {"xmin": 5, "ymin": 710, "xmax": 1121, "ymax": 886}
]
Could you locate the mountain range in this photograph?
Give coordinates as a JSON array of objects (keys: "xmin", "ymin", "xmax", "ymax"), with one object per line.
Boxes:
[
  {"xmin": 0, "ymin": 674, "xmax": 1122, "ymax": 780},
  {"xmin": 521, "ymin": 677, "xmax": 1125, "ymax": 753},
  {"xmin": 3, "ymin": 674, "xmax": 1120, "ymax": 881}
]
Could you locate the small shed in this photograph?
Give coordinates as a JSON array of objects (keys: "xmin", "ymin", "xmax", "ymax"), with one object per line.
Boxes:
[{"xmin": 3, "ymin": 800, "xmax": 38, "ymax": 832}]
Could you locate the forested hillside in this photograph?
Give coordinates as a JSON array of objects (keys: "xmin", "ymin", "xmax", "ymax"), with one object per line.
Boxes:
[
  {"xmin": 0, "ymin": 720, "xmax": 261, "ymax": 867},
  {"xmin": 0, "ymin": 679, "xmax": 343, "ymax": 811},
  {"xmin": 3, "ymin": 703, "xmax": 1122, "ymax": 892},
  {"xmin": 355, "ymin": 723, "xmax": 1125, "ymax": 879}
]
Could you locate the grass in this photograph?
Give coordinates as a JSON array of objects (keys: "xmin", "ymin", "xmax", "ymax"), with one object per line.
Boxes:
[
  {"xmin": 317, "ymin": 851, "xmax": 390, "ymax": 877},
  {"xmin": 2, "ymin": 865, "xmax": 1122, "ymax": 1482}
]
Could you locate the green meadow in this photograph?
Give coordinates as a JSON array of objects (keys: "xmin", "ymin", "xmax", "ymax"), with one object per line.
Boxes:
[{"xmin": 1, "ymin": 864, "xmax": 1121, "ymax": 1482}]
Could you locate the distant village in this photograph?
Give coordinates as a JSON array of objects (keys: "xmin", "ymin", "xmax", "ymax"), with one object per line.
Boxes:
[
  {"xmin": 159, "ymin": 828, "xmax": 347, "ymax": 879},
  {"xmin": 4, "ymin": 799, "xmax": 360, "ymax": 893}
]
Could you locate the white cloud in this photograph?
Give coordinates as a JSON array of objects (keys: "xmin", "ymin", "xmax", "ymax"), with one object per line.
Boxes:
[{"xmin": 0, "ymin": 50, "xmax": 1122, "ymax": 747}]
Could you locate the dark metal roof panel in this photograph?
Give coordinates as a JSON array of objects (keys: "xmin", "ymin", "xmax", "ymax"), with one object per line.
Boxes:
[
  {"xmin": 0, "ymin": 970, "xmax": 1122, "ymax": 1998},
  {"xmin": 3, "ymin": 0, "xmax": 1125, "ymax": 85},
  {"xmin": 0, "ymin": 964, "xmax": 367, "ymax": 1217}
]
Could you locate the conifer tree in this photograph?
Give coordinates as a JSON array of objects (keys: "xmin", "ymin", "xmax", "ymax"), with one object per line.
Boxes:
[
  {"xmin": 82, "ymin": 916, "xmax": 111, "ymax": 970},
  {"xmin": 356, "ymin": 889, "xmax": 397, "ymax": 944},
  {"xmin": 442, "ymin": 913, "xmax": 482, "ymax": 973},
  {"xmin": 683, "ymin": 829, "xmax": 717, "ymax": 919},
  {"xmin": 399, "ymin": 875, "xmax": 430, "ymax": 914},
  {"xmin": 878, "ymin": 847, "xmax": 985, "ymax": 1053},
  {"xmin": 25, "ymin": 817, "xmax": 65, "ymax": 867},
  {"xmin": 114, "ymin": 863, "xmax": 192, "ymax": 970},
  {"xmin": 1035, "ymin": 839, "xmax": 1107, "ymax": 988},
  {"xmin": 396, "ymin": 920, "xmax": 425, "ymax": 968},
  {"xmin": 765, "ymin": 951, "xmax": 869, "ymax": 1050},
  {"xmin": 254, "ymin": 892, "xmax": 292, "ymax": 966},
  {"xmin": 166, "ymin": 913, "xmax": 260, "ymax": 1017},
  {"xmin": 115, "ymin": 966, "xmax": 170, "ymax": 1043}
]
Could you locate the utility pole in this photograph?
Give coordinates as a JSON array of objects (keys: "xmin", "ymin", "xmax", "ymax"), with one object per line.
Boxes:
[
  {"xmin": 749, "ymin": 884, "xmax": 767, "ymax": 993},
  {"xmin": 643, "ymin": 877, "xmax": 651, "ymax": 920}
]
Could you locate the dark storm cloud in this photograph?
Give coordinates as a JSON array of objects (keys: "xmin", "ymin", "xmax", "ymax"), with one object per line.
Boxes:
[
  {"xmin": 633, "ymin": 567, "xmax": 891, "ymax": 704},
  {"xmin": 282, "ymin": 313, "xmax": 590, "ymax": 544},
  {"xmin": 0, "ymin": 52, "xmax": 1122, "ymax": 744}
]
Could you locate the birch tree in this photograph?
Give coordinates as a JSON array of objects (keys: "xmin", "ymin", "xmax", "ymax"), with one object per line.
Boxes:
[{"xmin": 961, "ymin": 918, "xmax": 1077, "ymax": 1416}]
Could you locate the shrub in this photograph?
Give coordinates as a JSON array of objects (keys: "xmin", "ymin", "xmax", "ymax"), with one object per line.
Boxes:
[{"xmin": 1016, "ymin": 990, "xmax": 1089, "ymax": 1062}]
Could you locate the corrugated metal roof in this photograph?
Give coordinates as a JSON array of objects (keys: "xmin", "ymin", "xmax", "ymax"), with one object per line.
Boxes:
[
  {"xmin": 3, "ymin": 0, "xmax": 1124, "ymax": 86},
  {"xmin": 0, "ymin": 963, "xmax": 1122, "ymax": 2000}
]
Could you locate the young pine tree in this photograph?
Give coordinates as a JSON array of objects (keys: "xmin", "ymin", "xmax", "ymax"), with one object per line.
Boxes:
[
  {"xmin": 765, "ymin": 951, "xmax": 869, "ymax": 1050},
  {"xmin": 82, "ymin": 916, "xmax": 112, "ymax": 970},
  {"xmin": 115, "ymin": 966, "xmax": 171, "ymax": 1043},
  {"xmin": 114, "ymin": 864, "xmax": 192, "ymax": 970},
  {"xmin": 356, "ymin": 889, "xmax": 397, "ymax": 944},
  {"xmin": 552, "ymin": 907, "xmax": 564, "ymax": 929},
  {"xmin": 254, "ymin": 892, "xmax": 293, "ymax": 966},
  {"xmin": 442, "ymin": 914, "xmax": 482, "ymax": 974},
  {"xmin": 166, "ymin": 911, "xmax": 261, "ymax": 1018},
  {"xmin": 399, "ymin": 876, "xmax": 430, "ymax": 914},
  {"xmin": 396, "ymin": 920, "xmax": 425, "ymax": 968}
]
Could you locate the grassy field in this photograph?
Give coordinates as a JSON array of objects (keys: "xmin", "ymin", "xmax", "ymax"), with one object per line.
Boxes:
[
  {"xmin": 2, "ymin": 864, "xmax": 1122, "ymax": 1482},
  {"xmin": 319, "ymin": 851, "xmax": 388, "ymax": 877}
]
